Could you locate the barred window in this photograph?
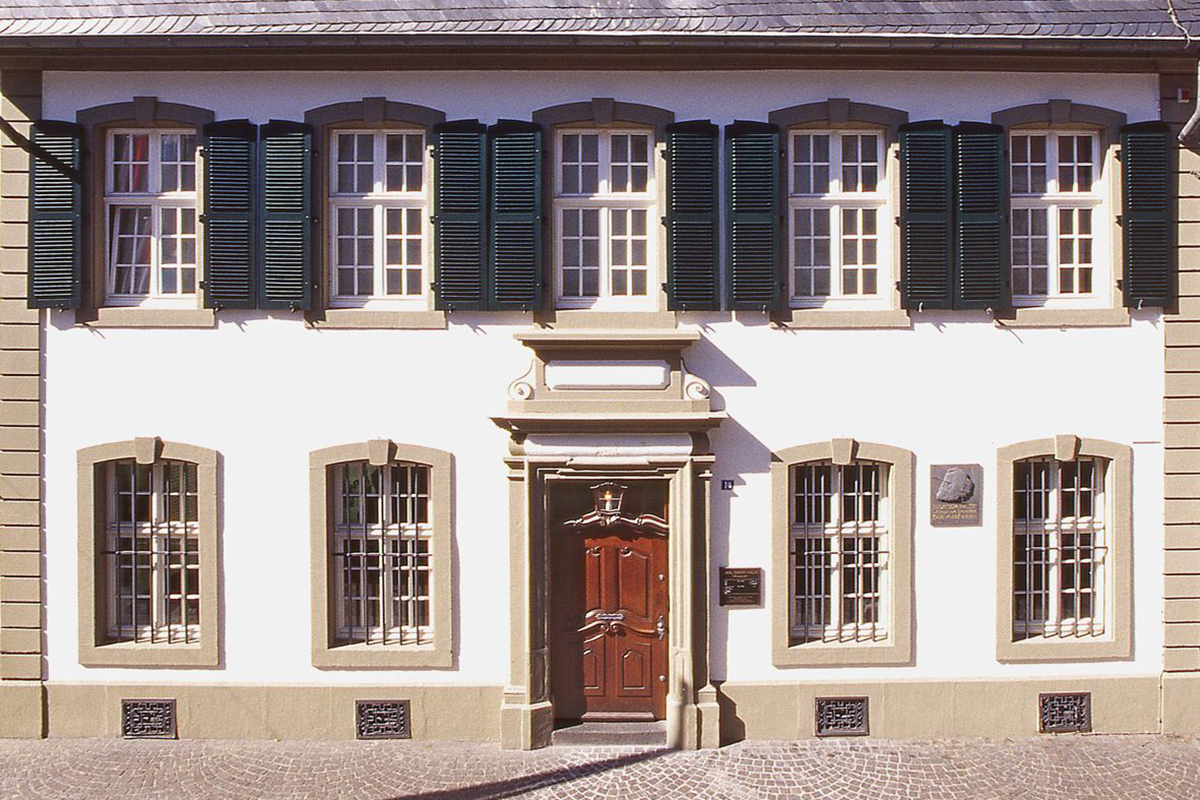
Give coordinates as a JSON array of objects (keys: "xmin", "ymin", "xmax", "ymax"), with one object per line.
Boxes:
[
  {"xmin": 1013, "ymin": 457, "xmax": 1108, "ymax": 640},
  {"xmin": 333, "ymin": 461, "xmax": 433, "ymax": 646},
  {"xmin": 105, "ymin": 130, "xmax": 198, "ymax": 301},
  {"xmin": 1010, "ymin": 132, "xmax": 1102, "ymax": 300},
  {"xmin": 105, "ymin": 459, "xmax": 200, "ymax": 644},
  {"xmin": 788, "ymin": 132, "xmax": 888, "ymax": 305},
  {"xmin": 330, "ymin": 130, "xmax": 427, "ymax": 303},
  {"xmin": 789, "ymin": 461, "xmax": 890, "ymax": 643}
]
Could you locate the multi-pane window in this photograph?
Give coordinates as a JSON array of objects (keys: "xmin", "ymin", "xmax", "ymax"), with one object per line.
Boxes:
[
  {"xmin": 1012, "ymin": 457, "xmax": 1108, "ymax": 640},
  {"xmin": 333, "ymin": 461, "xmax": 433, "ymax": 646},
  {"xmin": 106, "ymin": 130, "xmax": 198, "ymax": 301},
  {"xmin": 555, "ymin": 130, "xmax": 655, "ymax": 307},
  {"xmin": 330, "ymin": 130, "xmax": 426, "ymax": 302},
  {"xmin": 789, "ymin": 132, "xmax": 886, "ymax": 303},
  {"xmin": 104, "ymin": 459, "xmax": 200, "ymax": 644},
  {"xmin": 789, "ymin": 461, "xmax": 890, "ymax": 643},
  {"xmin": 1010, "ymin": 132, "xmax": 1102, "ymax": 299}
]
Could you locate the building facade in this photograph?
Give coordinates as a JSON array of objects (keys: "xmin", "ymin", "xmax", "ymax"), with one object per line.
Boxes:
[{"xmin": 0, "ymin": 0, "xmax": 1198, "ymax": 749}]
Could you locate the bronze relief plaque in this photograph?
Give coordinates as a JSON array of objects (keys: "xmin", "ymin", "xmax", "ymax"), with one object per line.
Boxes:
[{"xmin": 930, "ymin": 464, "xmax": 982, "ymax": 527}]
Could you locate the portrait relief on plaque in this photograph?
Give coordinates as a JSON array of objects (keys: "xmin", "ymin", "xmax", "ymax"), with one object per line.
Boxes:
[{"xmin": 930, "ymin": 464, "xmax": 983, "ymax": 527}]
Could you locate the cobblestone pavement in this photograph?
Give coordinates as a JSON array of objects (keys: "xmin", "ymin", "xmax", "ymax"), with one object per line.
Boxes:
[{"xmin": 0, "ymin": 735, "xmax": 1198, "ymax": 799}]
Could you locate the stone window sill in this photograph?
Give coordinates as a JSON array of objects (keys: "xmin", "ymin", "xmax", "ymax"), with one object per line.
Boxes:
[
  {"xmin": 772, "ymin": 640, "xmax": 911, "ymax": 667},
  {"xmin": 774, "ymin": 309, "xmax": 912, "ymax": 330},
  {"xmin": 995, "ymin": 307, "xmax": 1131, "ymax": 329},
  {"xmin": 78, "ymin": 641, "xmax": 218, "ymax": 668},
  {"xmin": 996, "ymin": 636, "xmax": 1131, "ymax": 663},
  {"xmin": 312, "ymin": 644, "xmax": 451, "ymax": 670},
  {"xmin": 77, "ymin": 307, "xmax": 217, "ymax": 329},
  {"xmin": 308, "ymin": 309, "xmax": 447, "ymax": 330}
]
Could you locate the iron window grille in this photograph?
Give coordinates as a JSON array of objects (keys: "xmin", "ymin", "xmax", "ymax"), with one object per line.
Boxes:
[
  {"xmin": 1013, "ymin": 456, "xmax": 1109, "ymax": 641},
  {"xmin": 788, "ymin": 131, "xmax": 889, "ymax": 307},
  {"xmin": 1009, "ymin": 131, "xmax": 1105, "ymax": 303},
  {"xmin": 329, "ymin": 130, "xmax": 428, "ymax": 304},
  {"xmin": 105, "ymin": 129, "xmax": 199, "ymax": 303},
  {"xmin": 333, "ymin": 460, "xmax": 433, "ymax": 646},
  {"xmin": 104, "ymin": 459, "xmax": 200, "ymax": 645},
  {"xmin": 554, "ymin": 129, "xmax": 657, "ymax": 309},
  {"xmin": 789, "ymin": 460, "xmax": 890, "ymax": 644}
]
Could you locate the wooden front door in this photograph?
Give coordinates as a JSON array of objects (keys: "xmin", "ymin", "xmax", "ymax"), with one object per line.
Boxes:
[{"xmin": 551, "ymin": 518, "xmax": 668, "ymax": 721}]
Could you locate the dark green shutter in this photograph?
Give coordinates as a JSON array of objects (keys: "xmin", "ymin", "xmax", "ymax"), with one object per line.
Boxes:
[
  {"xmin": 725, "ymin": 121, "xmax": 782, "ymax": 311},
  {"xmin": 666, "ymin": 121, "xmax": 720, "ymax": 311},
  {"xmin": 952, "ymin": 122, "xmax": 1008, "ymax": 310},
  {"xmin": 202, "ymin": 120, "xmax": 257, "ymax": 309},
  {"xmin": 257, "ymin": 120, "xmax": 313, "ymax": 311},
  {"xmin": 1121, "ymin": 121, "xmax": 1173, "ymax": 308},
  {"xmin": 900, "ymin": 121, "xmax": 953, "ymax": 309},
  {"xmin": 27, "ymin": 121, "xmax": 83, "ymax": 309},
  {"xmin": 433, "ymin": 120, "xmax": 488, "ymax": 311},
  {"xmin": 488, "ymin": 120, "xmax": 542, "ymax": 311}
]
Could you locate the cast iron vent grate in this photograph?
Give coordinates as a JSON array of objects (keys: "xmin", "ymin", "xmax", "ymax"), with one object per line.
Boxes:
[
  {"xmin": 121, "ymin": 699, "xmax": 176, "ymax": 739},
  {"xmin": 1039, "ymin": 692, "xmax": 1091, "ymax": 733},
  {"xmin": 815, "ymin": 696, "xmax": 869, "ymax": 737},
  {"xmin": 356, "ymin": 700, "xmax": 411, "ymax": 739}
]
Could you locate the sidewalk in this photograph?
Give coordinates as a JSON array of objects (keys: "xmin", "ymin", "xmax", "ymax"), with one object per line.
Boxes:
[{"xmin": 0, "ymin": 734, "xmax": 1196, "ymax": 799}]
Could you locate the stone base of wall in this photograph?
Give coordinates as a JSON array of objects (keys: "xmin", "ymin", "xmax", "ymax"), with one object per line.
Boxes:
[
  {"xmin": 719, "ymin": 676, "xmax": 1161, "ymax": 742},
  {"xmin": 44, "ymin": 684, "xmax": 502, "ymax": 741},
  {"xmin": 19, "ymin": 677, "xmax": 1168, "ymax": 742}
]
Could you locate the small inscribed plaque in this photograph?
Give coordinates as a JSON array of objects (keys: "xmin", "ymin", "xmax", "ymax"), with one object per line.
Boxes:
[
  {"xmin": 720, "ymin": 568, "xmax": 763, "ymax": 606},
  {"xmin": 930, "ymin": 464, "xmax": 982, "ymax": 527}
]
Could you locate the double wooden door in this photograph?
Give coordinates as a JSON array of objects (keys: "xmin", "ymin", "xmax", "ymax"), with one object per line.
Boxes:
[{"xmin": 550, "ymin": 520, "xmax": 668, "ymax": 721}]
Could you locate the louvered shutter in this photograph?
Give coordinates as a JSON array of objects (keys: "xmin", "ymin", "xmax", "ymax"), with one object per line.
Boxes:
[
  {"xmin": 665, "ymin": 121, "xmax": 720, "ymax": 311},
  {"xmin": 725, "ymin": 121, "xmax": 782, "ymax": 311},
  {"xmin": 488, "ymin": 120, "xmax": 542, "ymax": 311},
  {"xmin": 258, "ymin": 120, "xmax": 313, "ymax": 311},
  {"xmin": 900, "ymin": 121, "xmax": 953, "ymax": 310},
  {"xmin": 1121, "ymin": 121, "xmax": 1173, "ymax": 308},
  {"xmin": 27, "ymin": 121, "xmax": 82, "ymax": 309},
  {"xmin": 202, "ymin": 120, "xmax": 257, "ymax": 309},
  {"xmin": 433, "ymin": 120, "xmax": 488, "ymax": 311},
  {"xmin": 952, "ymin": 123, "xmax": 1008, "ymax": 310}
]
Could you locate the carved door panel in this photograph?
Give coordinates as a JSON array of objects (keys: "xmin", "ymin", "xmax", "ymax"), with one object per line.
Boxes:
[{"xmin": 551, "ymin": 521, "xmax": 668, "ymax": 721}]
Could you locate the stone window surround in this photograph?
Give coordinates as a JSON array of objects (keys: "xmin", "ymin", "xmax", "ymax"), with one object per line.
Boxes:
[
  {"xmin": 990, "ymin": 100, "xmax": 1131, "ymax": 329},
  {"xmin": 75, "ymin": 97, "xmax": 217, "ymax": 329},
  {"xmin": 531, "ymin": 97, "xmax": 678, "ymax": 329},
  {"xmin": 995, "ymin": 435, "xmax": 1133, "ymax": 662},
  {"xmin": 770, "ymin": 438, "xmax": 915, "ymax": 667},
  {"xmin": 303, "ymin": 98, "xmax": 447, "ymax": 330},
  {"xmin": 76, "ymin": 437, "xmax": 220, "ymax": 668},
  {"xmin": 767, "ymin": 99, "xmax": 912, "ymax": 331},
  {"xmin": 310, "ymin": 440, "xmax": 453, "ymax": 669}
]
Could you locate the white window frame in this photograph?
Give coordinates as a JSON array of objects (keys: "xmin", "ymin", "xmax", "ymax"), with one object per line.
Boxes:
[
  {"xmin": 104, "ymin": 128, "xmax": 199, "ymax": 306},
  {"xmin": 328, "ymin": 128, "xmax": 430, "ymax": 309},
  {"xmin": 332, "ymin": 460, "xmax": 434, "ymax": 647},
  {"xmin": 553, "ymin": 128, "xmax": 659, "ymax": 311},
  {"xmin": 788, "ymin": 460, "xmax": 891, "ymax": 644},
  {"xmin": 1009, "ymin": 130, "xmax": 1109, "ymax": 308},
  {"xmin": 104, "ymin": 459, "xmax": 200, "ymax": 645},
  {"xmin": 787, "ymin": 130, "xmax": 890, "ymax": 310},
  {"xmin": 1012, "ymin": 456, "xmax": 1109, "ymax": 641}
]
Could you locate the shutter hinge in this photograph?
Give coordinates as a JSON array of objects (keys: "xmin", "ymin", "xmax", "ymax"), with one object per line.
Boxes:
[
  {"xmin": 661, "ymin": 216, "xmax": 668, "ymax": 227},
  {"xmin": 1116, "ymin": 215, "xmax": 1124, "ymax": 226},
  {"xmin": 198, "ymin": 214, "xmax": 207, "ymax": 224}
]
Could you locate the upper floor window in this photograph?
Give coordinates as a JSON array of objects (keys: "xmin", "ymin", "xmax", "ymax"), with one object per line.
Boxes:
[
  {"xmin": 333, "ymin": 460, "xmax": 433, "ymax": 646},
  {"xmin": 554, "ymin": 130, "xmax": 656, "ymax": 309},
  {"xmin": 105, "ymin": 458, "xmax": 200, "ymax": 645},
  {"xmin": 1009, "ymin": 132, "xmax": 1103, "ymax": 302},
  {"xmin": 1012, "ymin": 456, "xmax": 1108, "ymax": 641},
  {"xmin": 105, "ymin": 130, "xmax": 197, "ymax": 303},
  {"xmin": 789, "ymin": 131, "xmax": 887, "ymax": 306},
  {"xmin": 329, "ymin": 130, "xmax": 428, "ymax": 305},
  {"xmin": 790, "ymin": 460, "xmax": 890, "ymax": 644}
]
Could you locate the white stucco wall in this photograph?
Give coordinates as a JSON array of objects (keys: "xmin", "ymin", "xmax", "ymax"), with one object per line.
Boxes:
[{"xmin": 40, "ymin": 70, "xmax": 1165, "ymax": 686}]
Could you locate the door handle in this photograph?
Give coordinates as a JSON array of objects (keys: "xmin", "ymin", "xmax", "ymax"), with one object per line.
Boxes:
[{"xmin": 656, "ymin": 615, "xmax": 666, "ymax": 640}]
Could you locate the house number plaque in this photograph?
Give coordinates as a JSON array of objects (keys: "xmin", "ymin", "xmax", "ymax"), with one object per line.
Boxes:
[
  {"xmin": 720, "ymin": 567, "xmax": 763, "ymax": 606},
  {"xmin": 930, "ymin": 464, "xmax": 983, "ymax": 527}
]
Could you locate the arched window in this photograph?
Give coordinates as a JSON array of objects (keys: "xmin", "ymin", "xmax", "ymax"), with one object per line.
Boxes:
[
  {"xmin": 771, "ymin": 439, "xmax": 913, "ymax": 667},
  {"xmin": 77, "ymin": 438, "xmax": 219, "ymax": 667}
]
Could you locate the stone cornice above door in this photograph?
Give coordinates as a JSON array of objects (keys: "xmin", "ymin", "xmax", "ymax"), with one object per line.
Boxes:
[{"xmin": 492, "ymin": 329, "xmax": 725, "ymax": 436}]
